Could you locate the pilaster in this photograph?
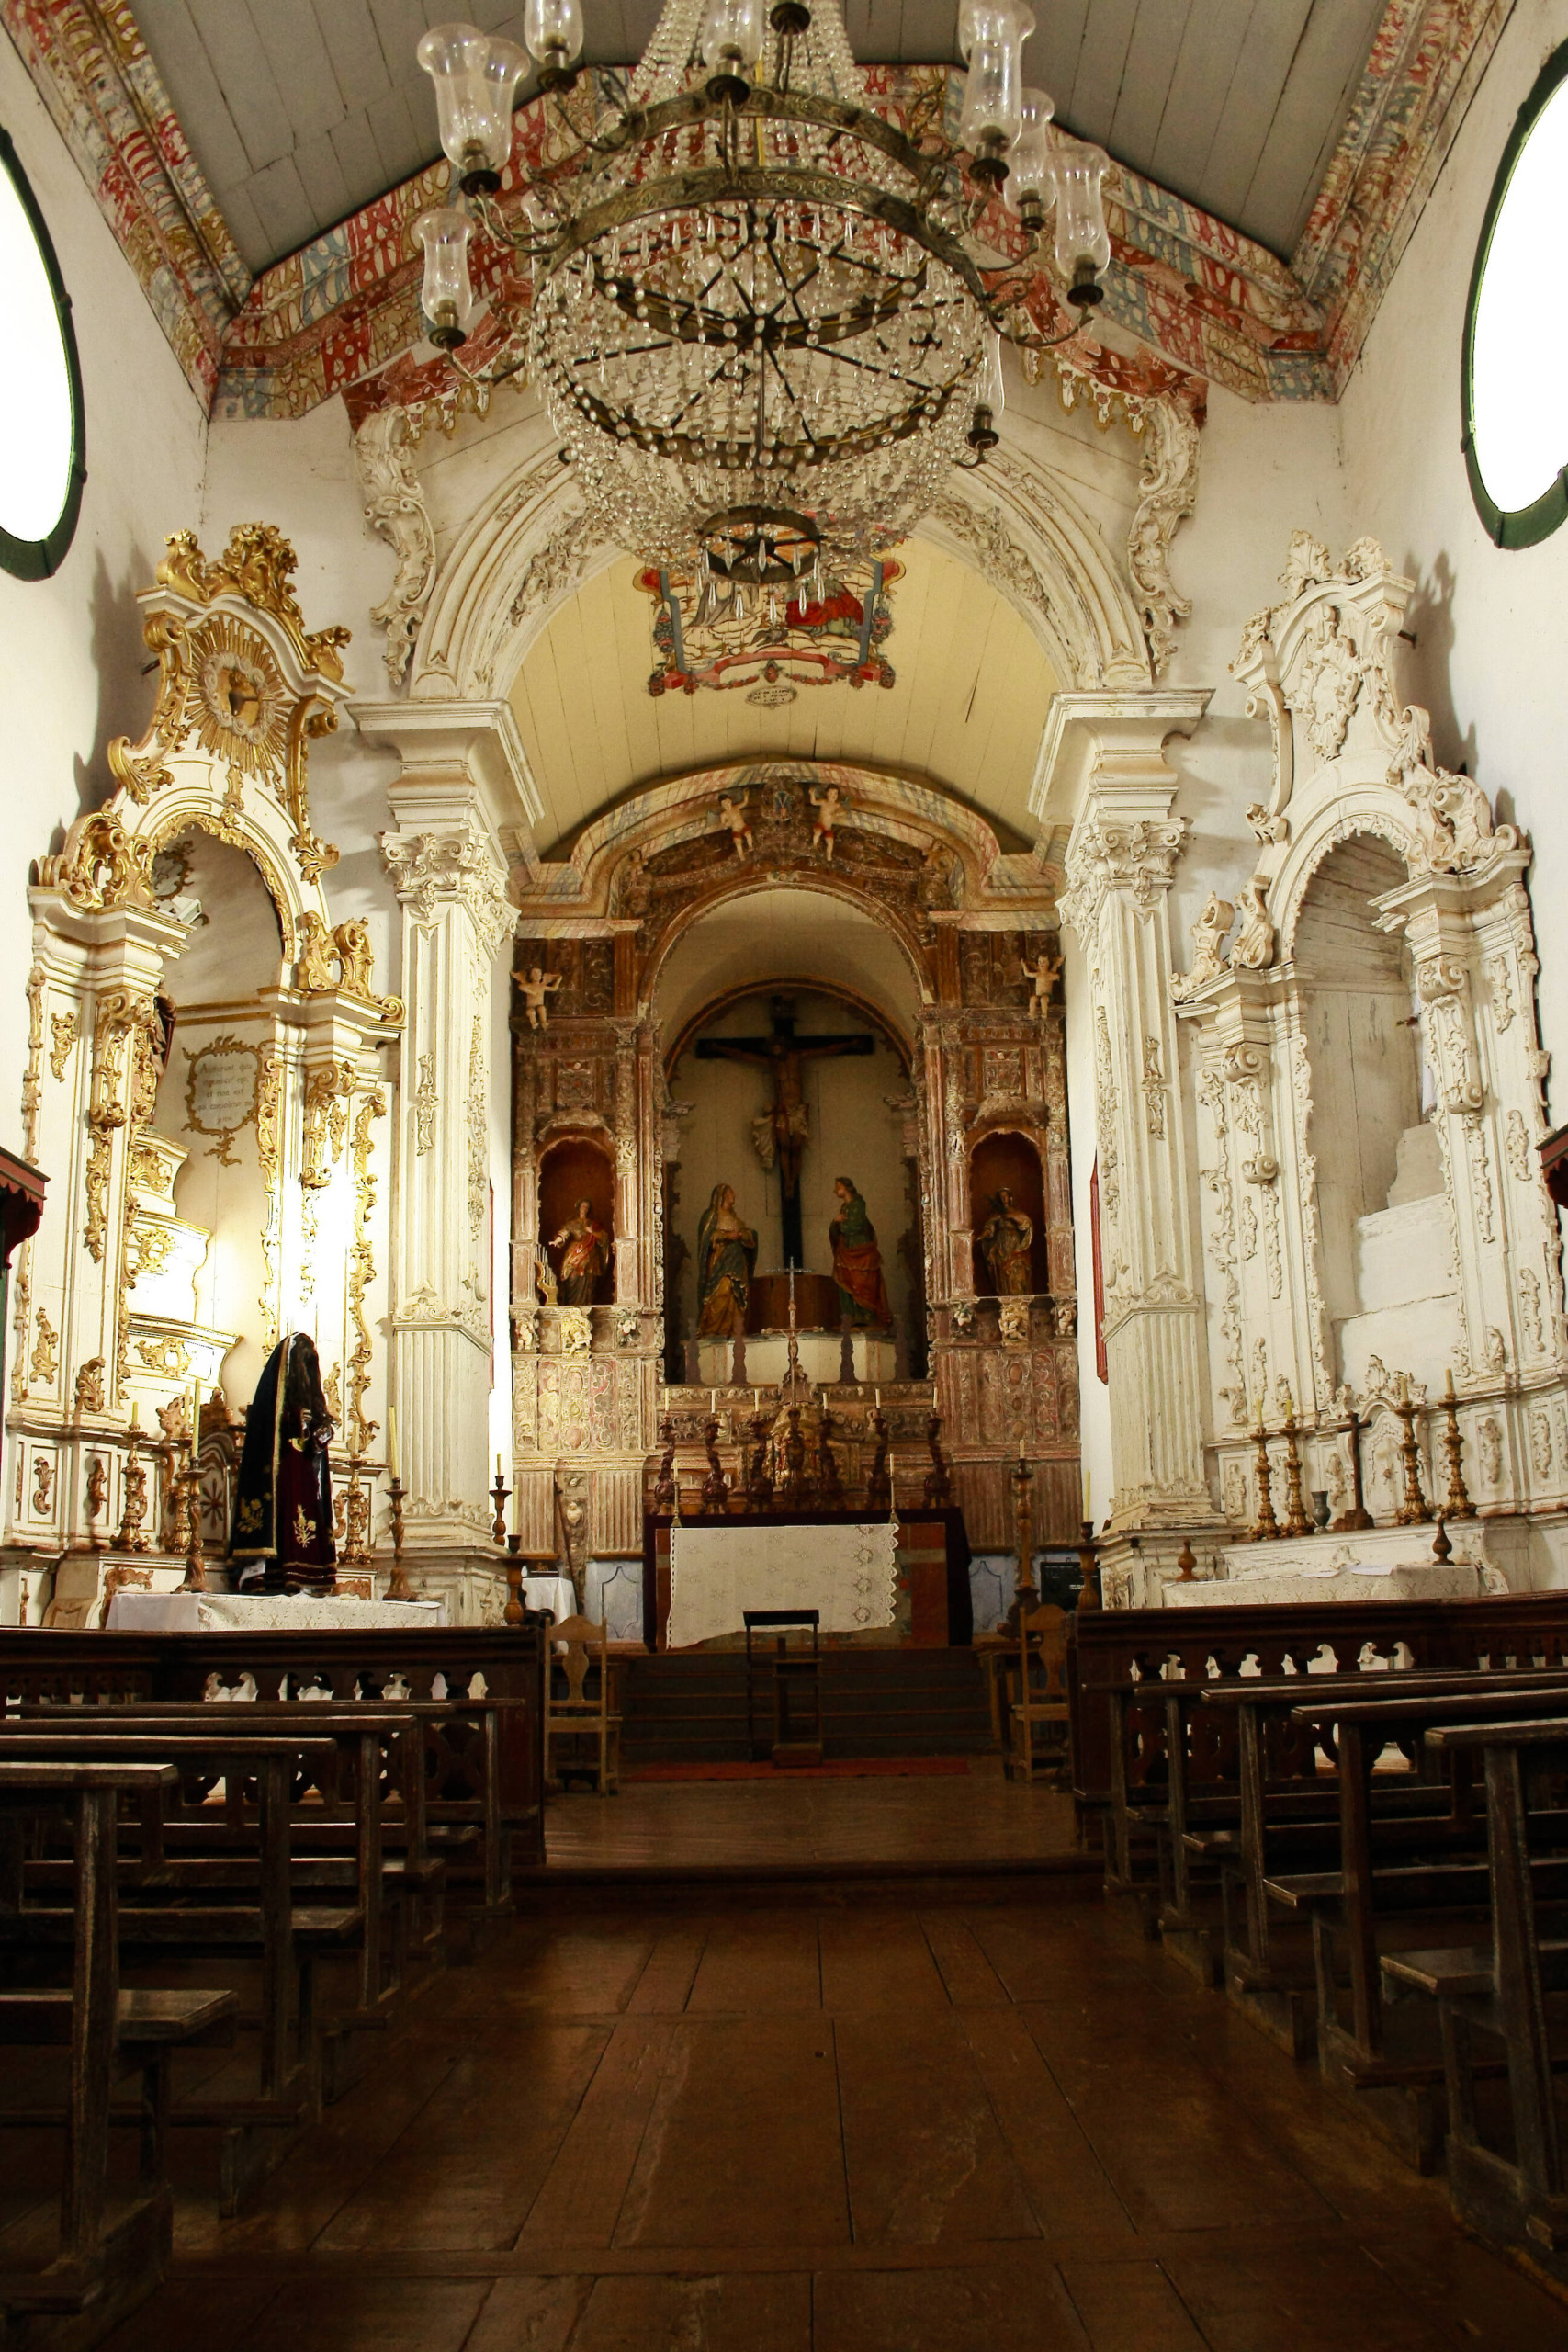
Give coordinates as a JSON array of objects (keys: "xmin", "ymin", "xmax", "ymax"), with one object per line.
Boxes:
[
  {"xmin": 357, "ymin": 701, "xmax": 536, "ymax": 1578},
  {"xmin": 1046, "ymin": 690, "xmax": 1216, "ymax": 1534}
]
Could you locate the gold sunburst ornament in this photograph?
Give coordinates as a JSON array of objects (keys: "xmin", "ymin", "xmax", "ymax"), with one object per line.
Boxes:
[{"xmin": 193, "ymin": 617, "xmax": 290, "ymax": 780}]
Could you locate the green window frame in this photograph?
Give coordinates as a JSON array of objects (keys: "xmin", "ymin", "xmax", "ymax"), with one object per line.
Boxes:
[
  {"xmin": 1462, "ymin": 41, "xmax": 1568, "ymax": 548},
  {"xmin": 0, "ymin": 125, "xmax": 85, "ymax": 582}
]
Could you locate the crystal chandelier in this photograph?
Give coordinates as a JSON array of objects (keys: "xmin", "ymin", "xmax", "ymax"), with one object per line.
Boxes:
[{"xmin": 414, "ymin": 2, "xmax": 1110, "ymax": 587}]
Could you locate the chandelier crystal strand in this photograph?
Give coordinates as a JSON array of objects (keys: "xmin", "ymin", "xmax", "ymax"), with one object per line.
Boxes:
[{"xmin": 415, "ymin": 1, "xmax": 1111, "ymax": 572}]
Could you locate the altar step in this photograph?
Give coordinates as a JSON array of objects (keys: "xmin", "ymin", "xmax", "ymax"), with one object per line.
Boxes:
[{"xmin": 617, "ymin": 1647, "xmax": 995, "ymax": 1763}]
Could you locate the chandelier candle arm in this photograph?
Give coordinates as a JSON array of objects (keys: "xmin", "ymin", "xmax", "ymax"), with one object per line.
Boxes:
[{"xmin": 413, "ymin": 0, "xmax": 1111, "ymax": 565}]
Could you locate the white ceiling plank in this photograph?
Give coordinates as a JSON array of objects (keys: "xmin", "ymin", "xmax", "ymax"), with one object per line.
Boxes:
[
  {"xmin": 178, "ymin": 0, "xmax": 296, "ymax": 175},
  {"xmin": 1063, "ymin": 0, "xmax": 1141, "ymax": 149},
  {"xmin": 1104, "ymin": 0, "xmax": 1192, "ymax": 168},
  {"xmin": 132, "ymin": 3, "xmax": 253, "ymax": 187},
  {"xmin": 290, "ymin": 129, "xmax": 355, "ymax": 232},
  {"xmin": 1145, "ymin": 0, "xmax": 1252, "ymax": 211},
  {"xmin": 328, "ymin": 113, "xmax": 391, "ymax": 216},
  {"xmin": 216, "ymin": 183, "xmax": 272, "ymax": 276},
  {"xmin": 1243, "ymin": 0, "xmax": 1390, "ymax": 257},
  {"xmin": 247, "ymin": 0, "xmax": 343, "ymax": 141},
  {"xmin": 245, "ymin": 154, "xmax": 320, "ymax": 264},
  {"xmin": 897, "ymin": 0, "xmax": 961, "ymax": 67},
  {"xmin": 313, "ymin": 0, "xmax": 394, "ymax": 109},
  {"xmin": 365, "ymin": 86, "xmax": 435, "ymax": 191},
  {"xmin": 1198, "ymin": 0, "xmax": 1314, "ymax": 231},
  {"xmin": 1027, "ymin": 0, "xmax": 1092, "ymax": 126}
]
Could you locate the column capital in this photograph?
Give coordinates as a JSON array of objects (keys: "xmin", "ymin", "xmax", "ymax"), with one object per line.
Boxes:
[
  {"xmin": 1031, "ymin": 687, "xmax": 1213, "ymax": 832},
  {"xmin": 354, "ymin": 695, "xmax": 543, "ymax": 842}
]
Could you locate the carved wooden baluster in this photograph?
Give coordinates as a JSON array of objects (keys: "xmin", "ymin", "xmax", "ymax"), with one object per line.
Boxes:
[
  {"xmin": 491, "ymin": 1468, "xmax": 510, "ymax": 1547},
  {"xmin": 651, "ymin": 1416, "xmax": 677, "ymax": 1514}
]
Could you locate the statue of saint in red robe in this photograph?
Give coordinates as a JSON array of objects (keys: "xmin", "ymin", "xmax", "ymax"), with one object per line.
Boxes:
[{"xmin": 829, "ymin": 1177, "xmax": 891, "ymax": 1329}]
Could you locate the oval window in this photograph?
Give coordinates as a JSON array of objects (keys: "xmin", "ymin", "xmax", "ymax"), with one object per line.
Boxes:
[
  {"xmin": 0, "ymin": 128, "xmax": 85, "ymax": 580},
  {"xmin": 1463, "ymin": 45, "xmax": 1568, "ymax": 547}
]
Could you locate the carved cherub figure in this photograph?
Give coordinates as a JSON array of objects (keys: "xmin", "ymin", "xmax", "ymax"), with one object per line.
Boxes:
[
  {"xmin": 515, "ymin": 966, "xmax": 563, "ymax": 1030},
  {"xmin": 717, "ymin": 793, "xmax": 753, "ymax": 858},
  {"xmin": 808, "ymin": 783, "xmax": 842, "ymax": 859},
  {"xmin": 1020, "ymin": 950, "xmax": 1061, "ymax": 1012}
]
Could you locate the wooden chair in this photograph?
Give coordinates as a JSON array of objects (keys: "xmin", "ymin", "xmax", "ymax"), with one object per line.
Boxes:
[
  {"xmin": 1007, "ymin": 1602, "xmax": 1071, "ymax": 1783},
  {"xmin": 544, "ymin": 1614, "xmax": 620, "ymax": 1796}
]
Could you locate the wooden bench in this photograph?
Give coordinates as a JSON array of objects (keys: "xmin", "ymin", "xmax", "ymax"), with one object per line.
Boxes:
[
  {"xmin": 0, "ymin": 1759, "xmax": 236, "ymax": 2339},
  {"xmin": 1384, "ymin": 1715, "xmax": 1568, "ymax": 2260}
]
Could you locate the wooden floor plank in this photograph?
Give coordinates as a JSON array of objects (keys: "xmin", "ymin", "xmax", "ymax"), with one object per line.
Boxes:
[
  {"xmin": 818, "ymin": 1913, "xmax": 953, "ymax": 2011},
  {"xmin": 919, "ymin": 1911, "xmax": 1012, "ymax": 2007},
  {"xmin": 625, "ymin": 1923, "xmax": 709, "ymax": 2014},
  {"xmin": 612, "ymin": 2017, "xmax": 850, "ymax": 2246},
  {"xmin": 814, "ymin": 2260, "xmax": 1091, "ymax": 2350},
  {"xmin": 1057, "ymin": 2259, "xmax": 1209, "ymax": 2351},
  {"xmin": 315, "ymin": 2031, "xmax": 610, "ymax": 2252},
  {"xmin": 959, "ymin": 2007, "xmax": 1136, "ymax": 2239},
  {"xmin": 95, "ymin": 2278, "xmax": 285, "ymax": 2352},
  {"xmin": 570, "ymin": 2271, "xmax": 812, "ymax": 2350},
  {"xmin": 685, "ymin": 1915, "xmax": 823, "ymax": 2013},
  {"xmin": 836, "ymin": 2010, "xmax": 1040, "ymax": 2244},
  {"xmin": 463, "ymin": 2274, "xmax": 592, "ymax": 2352},
  {"xmin": 236, "ymin": 2276, "xmax": 493, "ymax": 2352},
  {"xmin": 518, "ymin": 2021, "xmax": 676, "ymax": 2248}
]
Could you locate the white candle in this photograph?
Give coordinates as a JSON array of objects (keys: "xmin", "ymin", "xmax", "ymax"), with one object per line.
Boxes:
[
  {"xmin": 710, "ymin": 1388, "xmax": 716, "ymax": 1414},
  {"xmin": 387, "ymin": 1407, "xmax": 399, "ymax": 1480},
  {"xmin": 190, "ymin": 1378, "xmax": 202, "ymax": 1454},
  {"xmin": 874, "ymin": 1387, "xmax": 881, "ymax": 1408},
  {"xmin": 1083, "ymin": 1467, "xmax": 1091, "ymax": 1521},
  {"xmin": 496, "ymin": 1452, "xmax": 502, "ymax": 1478},
  {"xmin": 130, "ymin": 1401, "xmax": 140, "ymax": 1431}
]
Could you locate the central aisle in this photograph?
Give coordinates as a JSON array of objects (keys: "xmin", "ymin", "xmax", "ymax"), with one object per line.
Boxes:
[{"xmin": 105, "ymin": 1883, "xmax": 1566, "ymax": 2352}]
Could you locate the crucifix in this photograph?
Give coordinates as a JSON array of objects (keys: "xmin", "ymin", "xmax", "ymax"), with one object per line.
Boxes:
[{"xmin": 694, "ymin": 994, "xmax": 874, "ymax": 1269}]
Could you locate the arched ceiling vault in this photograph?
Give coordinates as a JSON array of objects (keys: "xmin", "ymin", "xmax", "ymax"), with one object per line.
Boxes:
[{"xmin": 508, "ymin": 539, "xmax": 1058, "ymax": 858}]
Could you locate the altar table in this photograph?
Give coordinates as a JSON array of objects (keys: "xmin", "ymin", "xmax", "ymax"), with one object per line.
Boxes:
[
  {"xmin": 666, "ymin": 1521, "xmax": 899, "ymax": 1650},
  {"xmin": 106, "ymin": 1590, "xmax": 448, "ymax": 1631},
  {"xmin": 643, "ymin": 1510, "xmax": 972, "ymax": 1650}
]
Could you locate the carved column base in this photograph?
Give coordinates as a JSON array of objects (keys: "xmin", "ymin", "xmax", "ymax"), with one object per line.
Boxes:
[
  {"xmin": 1094, "ymin": 1521, "xmax": 1229, "ymax": 1608},
  {"xmin": 379, "ymin": 1545, "xmax": 511, "ymax": 1626}
]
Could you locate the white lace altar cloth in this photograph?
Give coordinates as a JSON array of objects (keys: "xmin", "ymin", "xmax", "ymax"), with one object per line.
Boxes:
[
  {"xmin": 106, "ymin": 1591, "xmax": 447, "ymax": 1631},
  {"xmin": 666, "ymin": 1522, "xmax": 899, "ymax": 1650}
]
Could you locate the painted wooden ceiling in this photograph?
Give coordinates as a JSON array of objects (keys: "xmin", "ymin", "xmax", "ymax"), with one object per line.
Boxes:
[
  {"xmin": 506, "ymin": 538, "xmax": 1056, "ymax": 856},
  {"xmin": 130, "ymin": 0, "xmax": 1387, "ymax": 273}
]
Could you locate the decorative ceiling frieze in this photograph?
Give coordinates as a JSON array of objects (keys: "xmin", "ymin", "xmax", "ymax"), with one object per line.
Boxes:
[
  {"xmin": 2, "ymin": 0, "xmax": 249, "ymax": 405},
  {"xmin": 3, "ymin": 0, "xmax": 1508, "ymax": 421}
]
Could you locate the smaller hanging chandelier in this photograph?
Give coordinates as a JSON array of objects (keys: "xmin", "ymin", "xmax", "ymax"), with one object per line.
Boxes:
[{"xmin": 412, "ymin": 2, "xmax": 1111, "ymax": 582}]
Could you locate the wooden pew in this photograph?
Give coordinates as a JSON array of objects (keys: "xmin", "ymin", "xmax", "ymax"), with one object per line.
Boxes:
[
  {"xmin": 1191, "ymin": 1670, "xmax": 1568, "ymax": 2060},
  {"xmin": 0, "ymin": 1759, "xmax": 236, "ymax": 2339},
  {"xmin": 0, "ymin": 1623, "xmax": 548, "ymax": 1879},
  {"xmin": 1384, "ymin": 1714, "xmax": 1568, "ymax": 2258},
  {"xmin": 1069, "ymin": 1592, "xmax": 1568, "ymax": 1860},
  {"xmin": 0, "ymin": 1726, "xmax": 357, "ymax": 2216},
  {"xmin": 12, "ymin": 1704, "xmax": 442, "ymax": 2011}
]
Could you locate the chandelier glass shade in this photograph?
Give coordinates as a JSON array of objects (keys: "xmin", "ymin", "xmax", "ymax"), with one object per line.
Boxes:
[{"xmin": 415, "ymin": 1, "xmax": 1110, "ymax": 582}]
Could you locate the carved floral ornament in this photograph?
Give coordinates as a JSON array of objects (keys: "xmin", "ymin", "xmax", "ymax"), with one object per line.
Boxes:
[
  {"xmin": 380, "ymin": 826, "xmax": 514, "ymax": 957},
  {"xmin": 1176, "ymin": 532, "xmax": 1529, "ymax": 1002},
  {"xmin": 1058, "ymin": 811, "xmax": 1185, "ymax": 941}
]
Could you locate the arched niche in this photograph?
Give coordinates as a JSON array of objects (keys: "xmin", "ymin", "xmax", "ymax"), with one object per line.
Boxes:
[
  {"xmin": 969, "ymin": 1131, "xmax": 1049, "ymax": 1298},
  {"xmin": 1292, "ymin": 832, "xmax": 1452, "ymax": 1380},
  {"xmin": 537, "ymin": 1134, "xmax": 616, "ymax": 1306},
  {"xmin": 150, "ymin": 828, "xmax": 289, "ymax": 1418}
]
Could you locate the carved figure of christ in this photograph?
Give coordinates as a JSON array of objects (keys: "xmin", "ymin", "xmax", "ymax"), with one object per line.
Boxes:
[{"xmin": 694, "ymin": 997, "xmax": 875, "ymax": 1270}]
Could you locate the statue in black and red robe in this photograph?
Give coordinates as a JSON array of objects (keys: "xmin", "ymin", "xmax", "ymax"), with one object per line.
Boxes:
[{"xmin": 230, "ymin": 1333, "xmax": 337, "ymax": 1596}]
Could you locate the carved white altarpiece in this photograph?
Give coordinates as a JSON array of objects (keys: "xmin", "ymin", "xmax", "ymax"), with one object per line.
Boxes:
[
  {"xmin": 1173, "ymin": 535, "xmax": 1563, "ymax": 1594},
  {"xmin": 4, "ymin": 528, "xmax": 400, "ymax": 1624}
]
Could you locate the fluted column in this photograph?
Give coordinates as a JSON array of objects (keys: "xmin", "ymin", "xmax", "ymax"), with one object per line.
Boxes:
[{"xmin": 1044, "ymin": 691, "xmax": 1215, "ymax": 1542}]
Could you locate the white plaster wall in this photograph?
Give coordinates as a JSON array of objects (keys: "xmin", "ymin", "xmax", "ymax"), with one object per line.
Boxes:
[
  {"xmin": 1339, "ymin": 0, "xmax": 1568, "ymax": 1121},
  {"xmin": 0, "ymin": 30, "xmax": 207, "ymax": 1153}
]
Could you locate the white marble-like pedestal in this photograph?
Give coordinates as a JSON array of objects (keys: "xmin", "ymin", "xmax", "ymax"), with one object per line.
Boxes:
[{"xmin": 1162, "ymin": 1522, "xmax": 1504, "ymax": 1607}]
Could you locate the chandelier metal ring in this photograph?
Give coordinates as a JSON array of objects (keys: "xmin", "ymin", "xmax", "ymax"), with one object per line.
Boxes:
[{"xmin": 415, "ymin": 2, "xmax": 1114, "ymax": 577}]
